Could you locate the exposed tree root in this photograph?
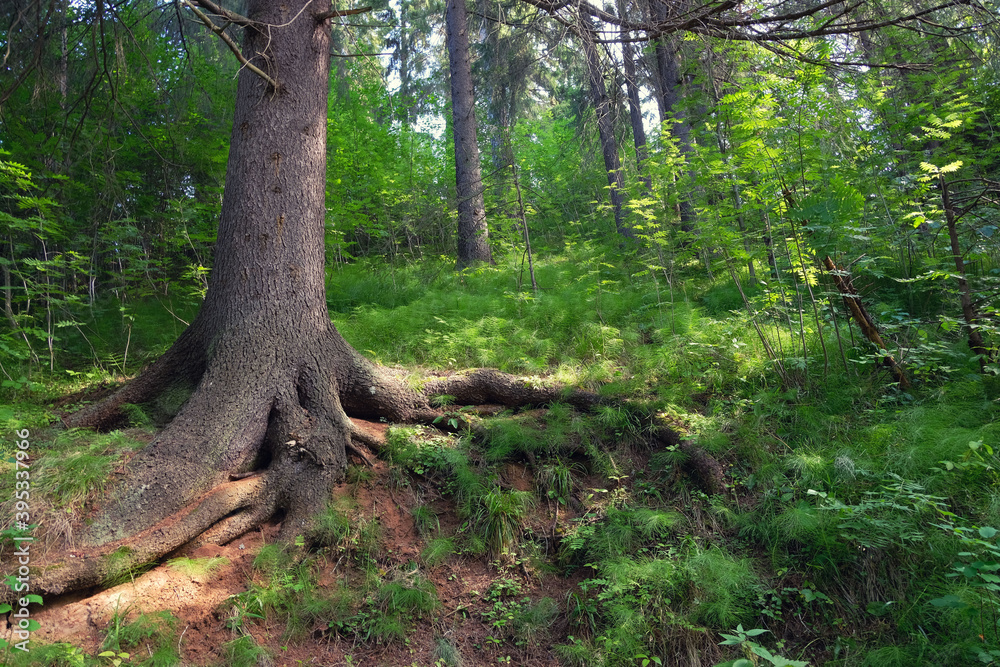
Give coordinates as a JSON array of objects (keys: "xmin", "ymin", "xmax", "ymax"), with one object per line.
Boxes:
[
  {"xmin": 12, "ymin": 475, "xmax": 265, "ymax": 599},
  {"xmin": 14, "ymin": 329, "xmax": 708, "ymax": 602}
]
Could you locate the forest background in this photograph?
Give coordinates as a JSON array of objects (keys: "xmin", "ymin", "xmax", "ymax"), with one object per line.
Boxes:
[{"xmin": 2, "ymin": 0, "xmax": 1000, "ymax": 665}]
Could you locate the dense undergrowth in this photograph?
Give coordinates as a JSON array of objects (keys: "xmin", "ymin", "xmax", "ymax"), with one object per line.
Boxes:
[{"xmin": 2, "ymin": 244, "xmax": 999, "ymax": 666}]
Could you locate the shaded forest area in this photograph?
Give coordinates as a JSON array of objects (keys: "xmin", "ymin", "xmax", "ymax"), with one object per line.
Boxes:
[{"xmin": 2, "ymin": 0, "xmax": 1000, "ymax": 664}]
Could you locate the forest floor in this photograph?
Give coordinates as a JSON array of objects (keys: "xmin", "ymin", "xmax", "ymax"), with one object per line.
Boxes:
[
  {"xmin": 6, "ymin": 256, "xmax": 1000, "ymax": 667},
  {"xmin": 6, "ymin": 414, "xmax": 605, "ymax": 666},
  {"xmin": 23, "ymin": 475, "xmax": 570, "ymax": 665}
]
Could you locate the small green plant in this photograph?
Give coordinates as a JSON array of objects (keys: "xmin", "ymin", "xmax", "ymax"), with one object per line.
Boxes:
[
  {"xmin": 716, "ymin": 625, "xmax": 809, "ymax": 666},
  {"xmin": 121, "ymin": 402, "xmax": 152, "ymax": 427},
  {"xmin": 223, "ymin": 589, "xmax": 266, "ymax": 635},
  {"xmin": 421, "ymin": 537, "xmax": 456, "ymax": 567},
  {"xmin": 328, "ymin": 568, "xmax": 440, "ymax": 645},
  {"xmin": 433, "ymin": 636, "xmax": 464, "ymax": 666},
  {"xmin": 105, "ymin": 610, "xmax": 181, "ymax": 666},
  {"xmin": 377, "ymin": 575, "xmax": 439, "ymax": 617},
  {"xmin": 412, "ymin": 504, "xmax": 440, "ymax": 536},
  {"xmin": 346, "ymin": 463, "xmax": 376, "ymax": 486},
  {"xmin": 309, "ymin": 502, "xmax": 352, "ymax": 548},
  {"xmin": 97, "ymin": 650, "xmax": 131, "ymax": 666},
  {"xmin": 537, "ymin": 461, "xmax": 575, "ymax": 503}
]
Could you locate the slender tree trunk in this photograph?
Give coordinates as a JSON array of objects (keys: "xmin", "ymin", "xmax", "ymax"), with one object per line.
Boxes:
[
  {"xmin": 648, "ymin": 0, "xmax": 697, "ymax": 238},
  {"xmin": 446, "ymin": 0, "xmax": 492, "ymax": 268},
  {"xmin": 822, "ymin": 256, "xmax": 910, "ymax": 388},
  {"xmin": 941, "ymin": 176, "xmax": 992, "ymax": 369},
  {"xmin": 617, "ymin": 0, "xmax": 651, "ymax": 194},
  {"xmin": 578, "ymin": 16, "xmax": 632, "ymax": 239}
]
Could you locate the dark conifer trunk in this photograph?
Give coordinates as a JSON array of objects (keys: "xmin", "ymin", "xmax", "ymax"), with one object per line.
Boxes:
[
  {"xmin": 45, "ymin": 0, "xmax": 431, "ymax": 594},
  {"xmin": 446, "ymin": 0, "xmax": 492, "ymax": 268},
  {"xmin": 648, "ymin": 0, "xmax": 697, "ymax": 238},
  {"xmin": 578, "ymin": 16, "xmax": 632, "ymax": 239}
]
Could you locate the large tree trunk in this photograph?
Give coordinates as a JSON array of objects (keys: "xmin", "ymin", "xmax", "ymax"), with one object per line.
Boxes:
[
  {"xmin": 31, "ymin": 0, "xmax": 429, "ymax": 597},
  {"xmin": 446, "ymin": 0, "xmax": 492, "ymax": 269}
]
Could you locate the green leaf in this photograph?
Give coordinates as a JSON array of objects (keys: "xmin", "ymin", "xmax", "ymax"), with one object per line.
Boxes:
[
  {"xmin": 939, "ymin": 160, "xmax": 964, "ymax": 174},
  {"xmin": 930, "ymin": 594, "xmax": 969, "ymax": 609},
  {"xmin": 978, "ymin": 526, "xmax": 997, "ymax": 540}
]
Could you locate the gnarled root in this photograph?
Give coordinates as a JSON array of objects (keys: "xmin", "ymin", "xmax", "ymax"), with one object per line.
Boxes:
[
  {"xmin": 6, "ymin": 475, "xmax": 267, "ymax": 601},
  {"xmin": 18, "ymin": 328, "xmax": 671, "ymax": 601}
]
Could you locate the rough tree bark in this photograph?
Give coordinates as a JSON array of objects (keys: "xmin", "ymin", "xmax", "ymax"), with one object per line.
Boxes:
[
  {"xmin": 446, "ymin": 0, "xmax": 492, "ymax": 269},
  {"xmin": 13, "ymin": 0, "xmax": 580, "ymax": 600},
  {"xmin": 578, "ymin": 15, "xmax": 633, "ymax": 239}
]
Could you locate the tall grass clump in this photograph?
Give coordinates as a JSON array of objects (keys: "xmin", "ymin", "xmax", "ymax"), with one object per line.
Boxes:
[{"xmin": 472, "ymin": 487, "xmax": 536, "ymax": 558}]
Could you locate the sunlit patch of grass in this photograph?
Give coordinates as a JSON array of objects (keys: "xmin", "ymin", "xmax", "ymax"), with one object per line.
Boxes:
[
  {"xmin": 28, "ymin": 429, "xmax": 149, "ymax": 510},
  {"xmin": 330, "ymin": 249, "xmax": 664, "ymax": 375},
  {"xmin": 166, "ymin": 556, "xmax": 229, "ymax": 579}
]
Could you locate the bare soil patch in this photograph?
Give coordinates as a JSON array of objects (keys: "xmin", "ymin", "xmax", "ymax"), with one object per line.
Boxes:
[{"xmin": 18, "ymin": 454, "xmax": 579, "ymax": 666}]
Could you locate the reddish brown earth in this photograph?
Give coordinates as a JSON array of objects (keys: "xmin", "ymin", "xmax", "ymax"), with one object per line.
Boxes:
[{"xmin": 12, "ymin": 452, "xmax": 583, "ymax": 666}]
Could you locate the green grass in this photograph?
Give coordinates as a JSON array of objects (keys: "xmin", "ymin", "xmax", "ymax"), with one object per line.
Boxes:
[
  {"xmin": 102, "ymin": 610, "xmax": 181, "ymax": 667},
  {"xmin": 219, "ymin": 635, "xmax": 272, "ymax": 667},
  {"xmin": 11, "ymin": 241, "xmax": 1000, "ymax": 665},
  {"xmin": 411, "ymin": 504, "xmax": 440, "ymax": 536},
  {"xmin": 471, "ymin": 487, "xmax": 536, "ymax": 559},
  {"xmin": 421, "ymin": 537, "xmax": 456, "ymax": 567},
  {"xmin": 166, "ymin": 556, "xmax": 229, "ymax": 578}
]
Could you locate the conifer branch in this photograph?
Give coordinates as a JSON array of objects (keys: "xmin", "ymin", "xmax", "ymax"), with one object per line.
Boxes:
[
  {"xmin": 180, "ymin": 0, "xmax": 278, "ymax": 90},
  {"xmin": 316, "ymin": 6, "xmax": 374, "ymax": 21}
]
